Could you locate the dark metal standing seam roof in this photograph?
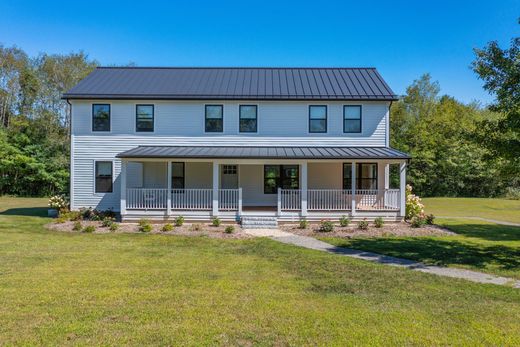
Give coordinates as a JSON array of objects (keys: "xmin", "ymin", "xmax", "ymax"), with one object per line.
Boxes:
[
  {"xmin": 62, "ymin": 67, "xmax": 398, "ymax": 101},
  {"xmin": 116, "ymin": 146, "xmax": 410, "ymax": 160}
]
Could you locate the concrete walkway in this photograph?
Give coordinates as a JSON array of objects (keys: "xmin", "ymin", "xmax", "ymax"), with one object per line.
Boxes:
[
  {"xmin": 437, "ymin": 216, "xmax": 520, "ymax": 227},
  {"xmin": 244, "ymin": 229, "xmax": 520, "ymax": 288}
]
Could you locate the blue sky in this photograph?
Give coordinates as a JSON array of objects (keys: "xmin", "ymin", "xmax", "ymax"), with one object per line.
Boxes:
[{"xmin": 1, "ymin": 0, "xmax": 518, "ymax": 104}]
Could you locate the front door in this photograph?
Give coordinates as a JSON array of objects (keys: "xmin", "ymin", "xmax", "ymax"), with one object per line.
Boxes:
[{"xmin": 221, "ymin": 165, "xmax": 238, "ymax": 189}]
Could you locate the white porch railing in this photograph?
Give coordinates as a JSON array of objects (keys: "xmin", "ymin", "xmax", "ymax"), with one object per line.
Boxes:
[
  {"xmin": 280, "ymin": 189, "xmax": 301, "ymax": 211},
  {"xmin": 171, "ymin": 189, "xmax": 212, "ymax": 210},
  {"xmin": 218, "ymin": 189, "xmax": 239, "ymax": 211},
  {"xmin": 307, "ymin": 189, "xmax": 352, "ymax": 210},
  {"xmin": 127, "ymin": 188, "xmax": 168, "ymax": 209},
  {"xmin": 355, "ymin": 189, "xmax": 400, "ymax": 211}
]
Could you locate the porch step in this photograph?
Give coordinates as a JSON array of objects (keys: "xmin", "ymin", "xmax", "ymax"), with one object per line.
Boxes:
[{"xmin": 241, "ymin": 216, "xmax": 278, "ymax": 229}]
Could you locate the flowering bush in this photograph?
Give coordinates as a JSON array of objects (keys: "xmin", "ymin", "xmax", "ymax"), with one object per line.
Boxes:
[
  {"xmin": 405, "ymin": 185, "xmax": 424, "ymax": 220},
  {"xmin": 48, "ymin": 195, "xmax": 68, "ymax": 211}
]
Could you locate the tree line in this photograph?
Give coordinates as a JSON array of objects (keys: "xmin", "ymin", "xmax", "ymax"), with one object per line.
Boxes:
[{"xmin": 0, "ymin": 26, "xmax": 518, "ymax": 197}]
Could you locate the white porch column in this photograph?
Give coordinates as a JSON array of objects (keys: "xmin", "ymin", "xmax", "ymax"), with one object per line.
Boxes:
[
  {"xmin": 120, "ymin": 159, "xmax": 127, "ymax": 217},
  {"xmin": 400, "ymin": 161, "xmax": 407, "ymax": 218},
  {"xmin": 301, "ymin": 162, "xmax": 308, "ymax": 217},
  {"xmin": 212, "ymin": 162, "xmax": 219, "ymax": 216},
  {"xmin": 238, "ymin": 188, "xmax": 243, "ymax": 217},
  {"xmin": 166, "ymin": 161, "xmax": 172, "ymax": 216},
  {"xmin": 351, "ymin": 162, "xmax": 356, "ymax": 216},
  {"xmin": 277, "ymin": 187, "xmax": 282, "ymax": 216},
  {"xmin": 384, "ymin": 162, "xmax": 390, "ymax": 190}
]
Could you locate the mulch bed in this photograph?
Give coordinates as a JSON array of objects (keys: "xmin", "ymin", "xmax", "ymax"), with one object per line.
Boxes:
[
  {"xmin": 281, "ymin": 222, "xmax": 454, "ymax": 238},
  {"xmin": 46, "ymin": 221, "xmax": 250, "ymax": 239}
]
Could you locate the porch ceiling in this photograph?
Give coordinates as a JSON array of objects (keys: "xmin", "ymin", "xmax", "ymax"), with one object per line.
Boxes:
[{"xmin": 116, "ymin": 146, "xmax": 410, "ymax": 160}]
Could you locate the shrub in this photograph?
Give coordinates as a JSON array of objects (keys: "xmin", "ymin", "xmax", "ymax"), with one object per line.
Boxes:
[
  {"xmin": 65, "ymin": 211, "xmax": 82, "ymax": 221},
  {"xmin": 55, "ymin": 216, "xmax": 68, "ymax": 224},
  {"xmin": 211, "ymin": 217, "xmax": 221, "ymax": 227},
  {"xmin": 358, "ymin": 219, "xmax": 369, "ymax": 230},
  {"xmin": 101, "ymin": 217, "xmax": 115, "ymax": 227},
  {"xmin": 161, "ymin": 223, "xmax": 174, "ymax": 232},
  {"xmin": 79, "ymin": 207, "xmax": 94, "ymax": 220},
  {"xmin": 374, "ymin": 217, "xmax": 384, "ymax": 228},
  {"xmin": 410, "ymin": 216, "xmax": 426, "ymax": 228},
  {"xmin": 339, "ymin": 215, "xmax": 350, "ymax": 227},
  {"xmin": 138, "ymin": 219, "xmax": 150, "ymax": 227},
  {"xmin": 425, "ymin": 214, "xmax": 435, "ymax": 225},
  {"xmin": 298, "ymin": 218, "xmax": 309, "ymax": 229},
  {"xmin": 82, "ymin": 225, "xmax": 95, "ymax": 233},
  {"xmin": 405, "ymin": 184, "xmax": 425, "ymax": 220},
  {"xmin": 138, "ymin": 219, "xmax": 152, "ymax": 232},
  {"xmin": 48, "ymin": 195, "xmax": 68, "ymax": 211},
  {"xmin": 225, "ymin": 225, "xmax": 235, "ymax": 233},
  {"xmin": 109, "ymin": 223, "xmax": 119, "ymax": 232},
  {"xmin": 191, "ymin": 223, "xmax": 202, "ymax": 231},
  {"xmin": 504, "ymin": 187, "xmax": 520, "ymax": 200},
  {"xmin": 72, "ymin": 221, "xmax": 82, "ymax": 231},
  {"xmin": 319, "ymin": 220, "xmax": 334, "ymax": 232},
  {"xmin": 174, "ymin": 216, "xmax": 184, "ymax": 227}
]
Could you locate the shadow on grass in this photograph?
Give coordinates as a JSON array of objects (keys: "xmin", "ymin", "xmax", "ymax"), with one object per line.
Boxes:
[
  {"xmin": 331, "ymin": 235, "xmax": 520, "ymax": 272},
  {"xmin": 0, "ymin": 207, "xmax": 48, "ymax": 217},
  {"xmin": 437, "ymin": 222, "xmax": 520, "ymax": 242}
]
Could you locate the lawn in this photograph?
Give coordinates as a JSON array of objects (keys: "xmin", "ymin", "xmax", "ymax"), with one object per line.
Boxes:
[
  {"xmin": 1, "ymin": 197, "xmax": 520, "ymax": 345},
  {"xmin": 423, "ymin": 197, "xmax": 520, "ymax": 223}
]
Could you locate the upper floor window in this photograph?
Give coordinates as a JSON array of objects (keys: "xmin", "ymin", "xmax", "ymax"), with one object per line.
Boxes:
[
  {"xmin": 309, "ymin": 105, "xmax": 327, "ymax": 133},
  {"xmin": 343, "ymin": 163, "xmax": 377, "ymax": 189},
  {"xmin": 95, "ymin": 161, "xmax": 113, "ymax": 193},
  {"xmin": 239, "ymin": 105, "xmax": 257, "ymax": 133},
  {"xmin": 136, "ymin": 105, "xmax": 154, "ymax": 132},
  {"xmin": 92, "ymin": 104, "xmax": 110, "ymax": 132},
  {"xmin": 205, "ymin": 105, "xmax": 223, "ymax": 132},
  {"xmin": 344, "ymin": 105, "xmax": 362, "ymax": 133}
]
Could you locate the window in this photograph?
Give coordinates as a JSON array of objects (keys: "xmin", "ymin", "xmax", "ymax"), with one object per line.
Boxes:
[
  {"xmin": 136, "ymin": 105, "xmax": 154, "ymax": 132},
  {"xmin": 344, "ymin": 105, "xmax": 362, "ymax": 133},
  {"xmin": 95, "ymin": 161, "xmax": 113, "ymax": 193},
  {"xmin": 222, "ymin": 165, "xmax": 237, "ymax": 175},
  {"xmin": 205, "ymin": 105, "xmax": 223, "ymax": 132},
  {"xmin": 343, "ymin": 163, "xmax": 378, "ymax": 189},
  {"xmin": 239, "ymin": 105, "xmax": 257, "ymax": 133},
  {"xmin": 92, "ymin": 104, "xmax": 110, "ymax": 132},
  {"xmin": 171, "ymin": 162, "xmax": 185, "ymax": 189},
  {"xmin": 264, "ymin": 165, "xmax": 299, "ymax": 194},
  {"xmin": 309, "ymin": 105, "xmax": 327, "ymax": 133}
]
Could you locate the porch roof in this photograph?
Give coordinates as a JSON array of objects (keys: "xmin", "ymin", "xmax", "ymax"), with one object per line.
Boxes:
[{"xmin": 116, "ymin": 146, "xmax": 410, "ymax": 160}]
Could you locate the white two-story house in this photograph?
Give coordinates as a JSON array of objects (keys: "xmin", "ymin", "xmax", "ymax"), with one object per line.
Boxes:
[{"xmin": 63, "ymin": 67, "xmax": 409, "ymax": 223}]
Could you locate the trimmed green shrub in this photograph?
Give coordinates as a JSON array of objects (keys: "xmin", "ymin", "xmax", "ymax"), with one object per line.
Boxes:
[
  {"xmin": 299, "ymin": 218, "xmax": 309, "ymax": 229},
  {"xmin": 174, "ymin": 216, "xmax": 184, "ymax": 227},
  {"xmin": 374, "ymin": 217, "xmax": 384, "ymax": 228},
  {"xmin": 425, "ymin": 214, "xmax": 435, "ymax": 225},
  {"xmin": 82, "ymin": 225, "xmax": 95, "ymax": 233},
  {"xmin": 225, "ymin": 225, "xmax": 235, "ymax": 234},
  {"xmin": 101, "ymin": 217, "xmax": 115, "ymax": 227},
  {"xmin": 138, "ymin": 219, "xmax": 152, "ymax": 232},
  {"xmin": 211, "ymin": 217, "xmax": 221, "ymax": 227},
  {"xmin": 72, "ymin": 221, "xmax": 82, "ymax": 231},
  {"xmin": 319, "ymin": 220, "xmax": 334, "ymax": 232},
  {"xmin": 339, "ymin": 215, "xmax": 350, "ymax": 227},
  {"xmin": 55, "ymin": 216, "xmax": 68, "ymax": 224},
  {"xmin": 161, "ymin": 223, "xmax": 174, "ymax": 232},
  {"xmin": 109, "ymin": 223, "xmax": 119, "ymax": 232},
  {"xmin": 410, "ymin": 216, "xmax": 426, "ymax": 228},
  {"xmin": 358, "ymin": 219, "xmax": 369, "ymax": 230}
]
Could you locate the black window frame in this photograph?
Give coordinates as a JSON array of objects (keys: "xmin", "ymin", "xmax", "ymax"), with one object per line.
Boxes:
[
  {"xmin": 239, "ymin": 105, "xmax": 258, "ymax": 133},
  {"xmin": 308, "ymin": 105, "xmax": 327, "ymax": 133},
  {"xmin": 343, "ymin": 105, "xmax": 362, "ymax": 133},
  {"xmin": 92, "ymin": 104, "xmax": 111, "ymax": 132},
  {"xmin": 95, "ymin": 161, "xmax": 113, "ymax": 193},
  {"xmin": 342, "ymin": 163, "xmax": 378, "ymax": 190},
  {"xmin": 205, "ymin": 104, "xmax": 224, "ymax": 133},
  {"xmin": 135, "ymin": 104, "xmax": 154, "ymax": 132},
  {"xmin": 171, "ymin": 162, "xmax": 185, "ymax": 189},
  {"xmin": 264, "ymin": 165, "xmax": 299, "ymax": 194}
]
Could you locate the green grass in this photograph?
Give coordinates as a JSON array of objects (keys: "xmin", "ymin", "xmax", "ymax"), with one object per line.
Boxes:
[
  {"xmin": 1, "ymin": 197, "xmax": 520, "ymax": 345},
  {"xmin": 423, "ymin": 197, "xmax": 520, "ymax": 223}
]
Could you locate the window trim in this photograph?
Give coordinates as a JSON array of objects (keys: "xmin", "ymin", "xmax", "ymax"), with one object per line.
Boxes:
[
  {"xmin": 135, "ymin": 104, "xmax": 154, "ymax": 133},
  {"xmin": 239, "ymin": 104, "xmax": 258, "ymax": 133},
  {"xmin": 263, "ymin": 165, "xmax": 300, "ymax": 194},
  {"xmin": 342, "ymin": 162, "xmax": 378, "ymax": 190},
  {"xmin": 308, "ymin": 105, "xmax": 328, "ymax": 133},
  {"xmin": 92, "ymin": 104, "xmax": 111, "ymax": 132},
  {"xmin": 204, "ymin": 104, "xmax": 224, "ymax": 133},
  {"xmin": 343, "ymin": 105, "xmax": 362, "ymax": 134},
  {"xmin": 171, "ymin": 162, "xmax": 185, "ymax": 189},
  {"xmin": 94, "ymin": 160, "xmax": 113, "ymax": 194}
]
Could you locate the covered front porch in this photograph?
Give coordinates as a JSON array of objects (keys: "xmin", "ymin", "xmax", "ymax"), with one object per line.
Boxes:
[{"xmin": 118, "ymin": 154, "xmax": 408, "ymax": 222}]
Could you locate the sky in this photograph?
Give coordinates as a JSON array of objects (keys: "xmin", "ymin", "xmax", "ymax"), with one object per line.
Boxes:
[{"xmin": 1, "ymin": 0, "xmax": 518, "ymax": 104}]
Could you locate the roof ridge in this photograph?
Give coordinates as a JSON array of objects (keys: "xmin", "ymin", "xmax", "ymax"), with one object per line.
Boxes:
[{"xmin": 96, "ymin": 66, "xmax": 378, "ymax": 70}]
